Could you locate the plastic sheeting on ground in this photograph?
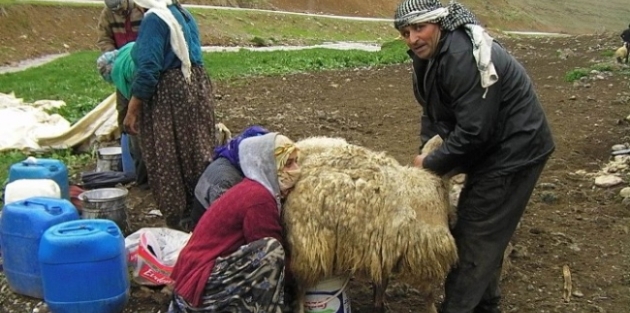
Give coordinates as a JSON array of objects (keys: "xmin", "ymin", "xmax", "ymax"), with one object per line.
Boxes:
[{"xmin": 0, "ymin": 92, "xmax": 119, "ymax": 152}]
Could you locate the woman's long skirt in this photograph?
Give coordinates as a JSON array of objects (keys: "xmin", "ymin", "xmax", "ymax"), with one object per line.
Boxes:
[{"xmin": 140, "ymin": 66, "xmax": 216, "ymax": 229}]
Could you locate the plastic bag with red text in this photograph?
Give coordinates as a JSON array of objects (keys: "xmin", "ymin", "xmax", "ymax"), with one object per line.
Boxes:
[{"xmin": 124, "ymin": 227, "xmax": 191, "ymax": 286}]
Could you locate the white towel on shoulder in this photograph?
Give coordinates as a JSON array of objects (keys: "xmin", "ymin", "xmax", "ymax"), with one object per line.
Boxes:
[{"xmin": 463, "ymin": 24, "xmax": 498, "ymax": 97}]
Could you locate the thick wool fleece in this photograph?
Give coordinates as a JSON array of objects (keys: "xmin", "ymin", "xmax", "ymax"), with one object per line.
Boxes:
[{"xmin": 283, "ymin": 137, "xmax": 458, "ymax": 312}]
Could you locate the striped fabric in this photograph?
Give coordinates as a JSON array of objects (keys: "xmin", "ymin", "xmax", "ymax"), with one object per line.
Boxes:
[{"xmin": 393, "ymin": 0, "xmax": 479, "ymax": 31}]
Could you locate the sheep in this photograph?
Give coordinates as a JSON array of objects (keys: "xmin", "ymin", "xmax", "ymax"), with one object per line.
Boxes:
[
  {"xmin": 283, "ymin": 137, "xmax": 458, "ymax": 313},
  {"xmin": 615, "ymin": 45, "xmax": 628, "ymax": 64},
  {"xmin": 294, "ymin": 136, "xmax": 349, "ymax": 158},
  {"xmin": 420, "ymin": 135, "xmax": 465, "ymax": 227}
]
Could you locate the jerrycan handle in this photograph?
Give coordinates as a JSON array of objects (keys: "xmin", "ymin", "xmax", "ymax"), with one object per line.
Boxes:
[
  {"xmin": 107, "ymin": 225, "xmax": 121, "ymax": 236},
  {"xmin": 56, "ymin": 224, "xmax": 120, "ymax": 237},
  {"xmin": 22, "ymin": 199, "xmax": 62, "ymax": 215},
  {"xmin": 58, "ymin": 225, "xmax": 93, "ymax": 234}
]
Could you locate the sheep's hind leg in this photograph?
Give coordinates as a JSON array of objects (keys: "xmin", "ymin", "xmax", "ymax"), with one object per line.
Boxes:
[
  {"xmin": 293, "ymin": 284, "xmax": 306, "ymax": 313},
  {"xmin": 371, "ymin": 277, "xmax": 389, "ymax": 313}
]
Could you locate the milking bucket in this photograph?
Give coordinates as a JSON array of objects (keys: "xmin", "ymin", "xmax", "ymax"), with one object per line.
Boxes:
[
  {"xmin": 78, "ymin": 188, "xmax": 129, "ymax": 234},
  {"xmin": 304, "ymin": 276, "xmax": 352, "ymax": 313},
  {"xmin": 96, "ymin": 147, "xmax": 123, "ymax": 172}
]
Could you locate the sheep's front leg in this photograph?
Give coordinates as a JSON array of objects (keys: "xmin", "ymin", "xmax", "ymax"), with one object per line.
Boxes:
[{"xmin": 372, "ymin": 277, "xmax": 389, "ymax": 313}]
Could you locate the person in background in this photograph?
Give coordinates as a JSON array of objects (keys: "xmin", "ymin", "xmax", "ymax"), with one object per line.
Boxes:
[
  {"xmin": 190, "ymin": 125, "xmax": 270, "ymax": 230},
  {"xmin": 621, "ymin": 24, "xmax": 630, "ymax": 63},
  {"xmin": 125, "ymin": 0, "xmax": 217, "ymax": 231},
  {"xmin": 97, "ymin": 42, "xmax": 135, "ymax": 102},
  {"xmin": 393, "ymin": 0, "xmax": 555, "ymax": 312},
  {"xmin": 96, "ymin": 0, "xmax": 148, "ymax": 187},
  {"xmin": 169, "ymin": 133, "xmax": 301, "ymax": 313}
]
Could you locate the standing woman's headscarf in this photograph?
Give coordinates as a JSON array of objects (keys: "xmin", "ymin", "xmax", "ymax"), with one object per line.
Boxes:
[
  {"xmin": 133, "ymin": 0, "xmax": 192, "ymax": 82},
  {"xmin": 394, "ymin": 0, "xmax": 498, "ymax": 97}
]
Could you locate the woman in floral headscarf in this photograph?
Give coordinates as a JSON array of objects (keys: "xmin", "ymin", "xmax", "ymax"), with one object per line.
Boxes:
[{"xmin": 170, "ymin": 132, "xmax": 300, "ymax": 313}]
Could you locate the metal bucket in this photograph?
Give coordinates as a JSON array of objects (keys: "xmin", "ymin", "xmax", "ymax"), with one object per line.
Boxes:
[
  {"xmin": 78, "ymin": 188, "xmax": 129, "ymax": 234},
  {"xmin": 96, "ymin": 147, "xmax": 122, "ymax": 172}
]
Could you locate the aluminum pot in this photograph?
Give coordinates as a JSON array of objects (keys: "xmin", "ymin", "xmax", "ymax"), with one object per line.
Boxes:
[{"xmin": 78, "ymin": 187, "xmax": 130, "ymax": 234}]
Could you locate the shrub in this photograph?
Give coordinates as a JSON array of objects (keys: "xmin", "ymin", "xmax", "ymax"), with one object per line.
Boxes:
[{"xmin": 564, "ymin": 68, "xmax": 590, "ymax": 82}]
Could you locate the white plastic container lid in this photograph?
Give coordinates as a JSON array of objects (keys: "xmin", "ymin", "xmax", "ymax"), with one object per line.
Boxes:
[{"xmin": 98, "ymin": 147, "xmax": 122, "ymax": 156}]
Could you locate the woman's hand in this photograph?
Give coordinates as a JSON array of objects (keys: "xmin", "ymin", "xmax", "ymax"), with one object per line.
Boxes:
[{"xmin": 124, "ymin": 97, "xmax": 143, "ymax": 135}]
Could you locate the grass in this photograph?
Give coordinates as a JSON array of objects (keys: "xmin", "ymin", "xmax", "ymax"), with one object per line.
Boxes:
[
  {"xmin": 0, "ymin": 52, "xmax": 113, "ymax": 123},
  {"xmin": 0, "ymin": 40, "xmax": 408, "ymax": 109},
  {"xmin": 189, "ymin": 9, "xmax": 397, "ymax": 44},
  {"xmin": 0, "ymin": 39, "xmax": 409, "ymax": 184},
  {"xmin": 564, "ymin": 62, "xmax": 618, "ymax": 82}
]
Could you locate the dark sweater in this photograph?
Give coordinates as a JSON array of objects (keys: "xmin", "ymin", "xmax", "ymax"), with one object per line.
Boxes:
[{"xmin": 193, "ymin": 157, "xmax": 244, "ymax": 209}]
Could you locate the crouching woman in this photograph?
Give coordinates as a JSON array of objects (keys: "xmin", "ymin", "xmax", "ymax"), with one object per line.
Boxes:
[
  {"xmin": 169, "ymin": 132, "xmax": 301, "ymax": 313},
  {"xmin": 190, "ymin": 125, "xmax": 270, "ymax": 230}
]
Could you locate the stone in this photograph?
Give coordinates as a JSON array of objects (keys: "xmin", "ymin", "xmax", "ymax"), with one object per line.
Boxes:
[
  {"xmin": 594, "ymin": 175, "xmax": 623, "ymax": 187},
  {"xmin": 620, "ymin": 187, "xmax": 630, "ymax": 198}
]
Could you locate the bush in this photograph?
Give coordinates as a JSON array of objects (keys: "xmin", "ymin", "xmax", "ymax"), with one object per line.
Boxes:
[{"xmin": 564, "ymin": 68, "xmax": 590, "ymax": 82}]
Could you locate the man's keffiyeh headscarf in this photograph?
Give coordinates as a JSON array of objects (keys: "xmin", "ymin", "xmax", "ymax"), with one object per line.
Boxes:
[
  {"xmin": 394, "ymin": 0, "xmax": 478, "ymax": 31},
  {"xmin": 394, "ymin": 0, "xmax": 499, "ymax": 97}
]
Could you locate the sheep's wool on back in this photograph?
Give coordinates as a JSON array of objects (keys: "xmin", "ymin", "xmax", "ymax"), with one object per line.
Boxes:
[{"xmin": 284, "ymin": 138, "xmax": 458, "ymax": 289}]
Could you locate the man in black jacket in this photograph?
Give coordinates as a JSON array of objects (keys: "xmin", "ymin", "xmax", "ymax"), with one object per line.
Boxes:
[{"xmin": 393, "ymin": 0, "xmax": 555, "ymax": 312}]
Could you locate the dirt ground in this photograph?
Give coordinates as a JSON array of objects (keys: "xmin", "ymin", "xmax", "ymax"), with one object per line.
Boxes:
[
  {"xmin": 2, "ymin": 32, "xmax": 629, "ymax": 312},
  {"xmin": 144, "ymin": 33, "xmax": 630, "ymax": 313},
  {"xmin": 1, "ymin": 0, "xmax": 630, "ymax": 311}
]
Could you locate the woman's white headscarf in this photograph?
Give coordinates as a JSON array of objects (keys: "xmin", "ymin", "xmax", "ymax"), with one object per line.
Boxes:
[{"xmin": 134, "ymin": 0, "xmax": 192, "ymax": 83}]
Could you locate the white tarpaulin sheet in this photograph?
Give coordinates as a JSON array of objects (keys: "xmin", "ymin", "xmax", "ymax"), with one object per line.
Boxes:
[{"xmin": 0, "ymin": 92, "xmax": 118, "ymax": 152}]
